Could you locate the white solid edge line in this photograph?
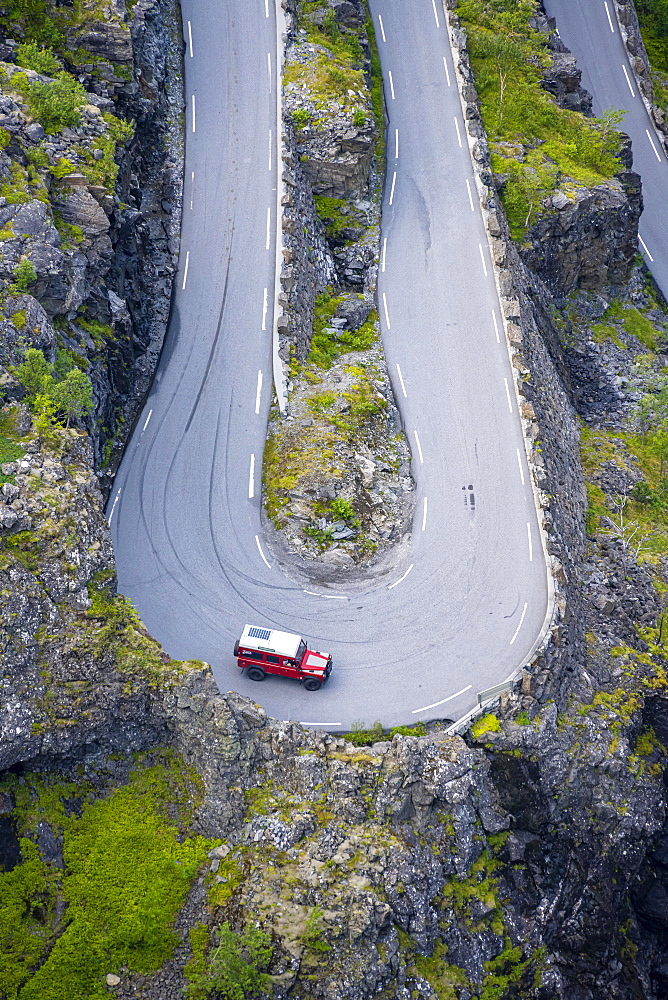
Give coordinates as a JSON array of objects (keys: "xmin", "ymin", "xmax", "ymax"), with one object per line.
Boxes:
[
  {"xmin": 516, "ymin": 448, "xmax": 525, "ymax": 486},
  {"xmin": 492, "ymin": 309, "xmax": 500, "ymax": 343},
  {"xmin": 647, "ymin": 129, "xmax": 662, "ymax": 161},
  {"xmin": 182, "ymin": 250, "xmax": 190, "ymax": 290},
  {"xmin": 413, "ymin": 430, "xmax": 424, "ymax": 463},
  {"xmin": 388, "ymin": 69, "xmax": 395, "ymax": 100},
  {"xmin": 527, "ymin": 521, "xmax": 533, "ymax": 562},
  {"xmin": 509, "ymin": 602, "xmax": 528, "ymax": 645},
  {"xmin": 454, "ymin": 116, "xmax": 462, "ymax": 147},
  {"xmin": 300, "ymin": 722, "xmax": 342, "ymax": 727},
  {"xmin": 108, "ymin": 487, "xmax": 122, "ymax": 527},
  {"xmin": 503, "ymin": 377, "xmax": 513, "ymax": 413},
  {"xmin": 622, "ymin": 64, "xmax": 635, "ymax": 96},
  {"xmin": 412, "ymin": 684, "xmax": 473, "ymax": 715},
  {"xmin": 188, "ymin": 20, "xmax": 193, "ymax": 57},
  {"xmin": 466, "ymin": 178, "xmax": 475, "ymax": 212},
  {"xmin": 389, "ymin": 171, "xmax": 397, "ymax": 205},
  {"xmin": 248, "ymin": 454, "xmax": 255, "ymax": 499},
  {"xmin": 639, "ymin": 235, "xmax": 654, "ymax": 262},
  {"xmin": 378, "ymin": 14, "xmax": 386, "ymax": 42},
  {"xmin": 382, "ymin": 237, "xmax": 387, "ymax": 272},
  {"xmin": 431, "ymin": 0, "xmax": 441, "ymax": 28},
  {"xmin": 262, "ymin": 287, "xmax": 268, "ymax": 331},
  {"xmin": 443, "ymin": 55, "xmax": 451, "ymax": 87},
  {"xmin": 303, "ymin": 590, "xmax": 348, "ymax": 600},
  {"xmin": 388, "ymin": 563, "xmax": 414, "ymax": 590},
  {"xmin": 267, "ymin": 51, "xmax": 272, "ymax": 92},
  {"xmin": 604, "ymin": 1, "xmax": 615, "ymax": 32},
  {"xmin": 395, "ymin": 128, "xmax": 399, "ymax": 159},
  {"xmin": 191, "ymin": 93, "xmax": 196, "ymax": 132},
  {"xmin": 422, "ymin": 496, "xmax": 428, "ymax": 531},
  {"xmin": 255, "ymin": 535, "xmax": 271, "ymax": 569},
  {"xmin": 255, "ymin": 370, "xmax": 263, "ymax": 415},
  {"xmin": 478, "ymin": 243, "xmax": 488, "ymax": 276},
  {"xmin": 266, "ymin": 206, "xmax": 271, "ymax": 250},
  {"xmin": 396, "ymin": 363, "xmax": 407, "ymax": 397},
  {"xmin": 383, "ymin": 292, "xmax": 391, "ymax": 329},
  {"xmin": 142, "ymin": 408, "xmax": 153, "ymax": 432}
]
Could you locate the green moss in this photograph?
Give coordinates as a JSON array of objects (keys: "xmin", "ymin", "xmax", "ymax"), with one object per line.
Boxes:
[
  {"xmin": 0, "ymin": 754, "xmax": 214, "ymax": 1000},
  {"xmin": 413, "ymin": 940, "xmax": 470, "ymax": 999},
  {"xmin": 52, "ymin": 211, "xmax": 83, "ymax": 249},
  {"xmin": 345, "ymin": 720, "xmax": 426, "ymax": 746},
  {"xmin": 470, "ymin": 713, "xmax": 501, "ymax": 739}
]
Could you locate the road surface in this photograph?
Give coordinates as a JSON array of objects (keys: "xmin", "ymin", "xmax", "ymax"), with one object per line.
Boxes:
[{"xmin": 110, "ymin": 0, "xmax": 549, "ymax": 731}]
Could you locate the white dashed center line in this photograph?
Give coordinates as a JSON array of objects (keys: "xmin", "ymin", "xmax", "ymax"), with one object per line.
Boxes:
[
  {"xmin": 388, "ymin": 69, "xmax": 395, "ymax": 100},
  {"xmin": 266, "ymin": 206, "xmax": 271, "ymax": 250},
  {"xmin": 396, "ymin": 363, "xmax": 407, "ymax": 397},
  {"xmin": 187, "ymin": 20, "xmax": 193, "ymax": 57},
  {"xmin": 378, "ymin": 14, "xmax": 386, "ymax": 42},
  {"xmin": 443, "ymin": 55, "xmax": 451, "ymax": 87},
  {"xmin": 466, "ymin": 178, "xmax": 475, "ymax": 212},
  {"xmin": 639, "ymin": 235, "xmax": 654, "ymax": 261},
  {"xmin": 647, "ymin": 128, "xmax": 662, "ymax": 161},
  {"xmin": 431, "ymin": 0, "xmax": 441, "ymax": 28},
  {"xmin": 604, "ymin": 1, "xmax": 615, "ymax": 32},
  {"xmin": 413, "ymin": 430, "xmax": 424, "ymax": 464},
  {"xmin": 255, "ymin": 534, "xmax": 271, "ymax": 568},
  {"xmin": 422, "ymin": 496, "xmax": 428, "ymax": 532},
  {"xmin": 527, "ymin": 522, "xmax": 533, "ymax": 562},
  {"xmin": 411, "ymin": 684, "xmax": 472, "ymax": 715},
  {"xmin": 182, "ymin": 250, "xmax": 190, "ymax": 290},
  {"xmin": 492, "ymin": 309, "xmax": 500, "ymax": 343},
  {"xmin": 262, "ymin": 287, "xmax": 268, "ymax": 331},
  {"xmin": 383, "ymin": 292, "xmax": 391, "ymax": 330},
  {"xmin": 108, "ymin": 487, "xmax": 122, "ymax": 526},
  {"xmin": 454, "ymin": 116, "xmax": 462, "ymax": 147},
  {"xmin": 478, "ymin": 243, "xmax": 488, "ymax": 277},
  {"xmin": 503, "ymin": 377, "xmax": 513, "ymax": 413},
  {"xmin": 388, "ymin": 563, "xmax": 414, "ymax": 590},
  {"xmin": 191, "ymin": 94, "xmax": 196, "ymax": 132},
  {"xmin": 389, "ymin": 171, "xmax": 397, "ymax": 205},
  {"xmin": 516, "ymin": 448, "xmax": 525, "ymax": 486},
  {"xmin": 382, "ymin": 236, "xmax": 387, "ymax": 272},
  {"xmin": 509, "ymin": 602, "xmax": 528, "ymax": 645},
  {"xmin": 265, "ymin": 0, "xmax": 269, "ymax": 17},
  {"xmin": 255, "ymin": 370, "xmax": 263, "ymax": 414},
  {"xmin": 142, "ymin": 409, "xmax": 153, "ymax": 432},
  {"xmin": 622, "ymin": 64, "xmax": 635, "ymax": 96},
  {"xmin": 248, "ymin": 454, "xmax": 255, "ymax": 499}
]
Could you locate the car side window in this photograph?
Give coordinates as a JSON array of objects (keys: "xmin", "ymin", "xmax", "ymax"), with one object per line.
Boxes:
[
  {"xmin": 243, "ymin": 650, "xmax": 263, "ymax": 661},
  {"xmin": 266, "ymin": 654, "xmax": 280, "ymax": 664}
]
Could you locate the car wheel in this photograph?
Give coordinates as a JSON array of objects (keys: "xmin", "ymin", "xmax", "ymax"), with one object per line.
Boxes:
[
  {"xmin": 233, "ymin": 640, "xmax": 240, "ymax": 658},
  {"xmin": 247, "ymin": 667, "xmax": 266, "ymax": 682},
  {"xmin": 304, "ymin": 677, "xmax": 321, "ymax": 692}
]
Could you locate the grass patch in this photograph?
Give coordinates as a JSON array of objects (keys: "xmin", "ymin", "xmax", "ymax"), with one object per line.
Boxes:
[
  {"xmin": 458, "ymin": 0, "xmax": 623, "ymax": 239},
  {"xmin": 0, "ymin": 754, "xmax": 215, "ymax": 1000},
  {"xmin": 307, "ymin": 293, "xmax": 378, "ymax": 369},
  {"xmin": 470, "ymin": 713, "xmax": 501, "ymax": 739},
  {"xmin": 345, "ymin": 720, "xmax": 426, "ymax": 746}
]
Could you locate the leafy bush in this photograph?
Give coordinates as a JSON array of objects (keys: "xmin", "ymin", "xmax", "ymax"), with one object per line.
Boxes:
[
  {"xmin": 12, "ymin": 258, "xmax": 37, "ymax": 292},
  {"xmin": 292, "ymin": 107, "xmax": 311, "ymax": 128},
  {"xmin": 346, "ymin": 720, "xmax": 426, "ymax": 746},
  {"xmin": 15, "ymin": 41, "xmax": 61, "ymax": 76},
  {"xmin": 13, "ymin": 347, "xmax": 93, "ymax": 426},
  {"xmin": 15, "ymin": 70, "xmax": 87, "ymax": 134},
  {"xmin": 184, "ymin": 921, "xmax": 273, "ymax": 1000}
]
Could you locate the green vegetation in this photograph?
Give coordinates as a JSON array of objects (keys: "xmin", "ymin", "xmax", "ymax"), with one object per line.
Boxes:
[
  {"xmin": 470, "ymin": 713, "xmax": 501, "ymax": 739},
  {"xmin": 184, "ymin": 921, "xmax": 273, "ymax": 1000},
  {"xmin": 458, "ymin": 0, "xmax": 623, "ymax": 238},
  {"xmin": 314, "ymin": 196, "xmax": 357, "ymax": 242},
  {"xmin": 345, "ymin": 720, "xmax": 426, "ymax": 746},
  {"xmin": 13, "ymin": 348, "xmax": 93, "ymax": 427},
  {"xmin": 15, "ymin": 41, "xmax": 62, "ymax": 76},
  {"xmin": 0, "ymin": 408, "xmax": 27, "ymax": 482},
  {"xmin": 0, "ymin": 754, "xmax": 214, "ymax": 1000},
  {"xmin": 307, "ymin": 293, "xmax": 378, "ymax": 369},
  {"xmin": 10, "ymin": 258, "xmax": 37, "ymax": 294},
  {"xmin": 412, "ymin": 940, "xmax": 471, "ymax": 999},
  {"xmin": 636, "ymin": 0, "xmax": 668, "ymax": 73},
  {"xmin": 286, "ymin": 1, "xmax": 366, "ymax": 106},
  {"xmin": 12, "ymin": 70, "xmax": 88, "ymax": 134}
]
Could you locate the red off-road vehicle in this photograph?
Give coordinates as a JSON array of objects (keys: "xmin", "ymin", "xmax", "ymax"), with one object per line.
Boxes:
[{"xmin": 234, "ymin": 624, "xmax": 333, "ymax": 691}]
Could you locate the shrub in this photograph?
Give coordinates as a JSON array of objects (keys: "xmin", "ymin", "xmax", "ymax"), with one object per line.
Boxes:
[
  {"xmin": 15, "ymin": 41, "xmax": 61, "ymax": 76},
  {"xmin": 292, "ymin": 107, "xmax": 311, "ymax": 128},
  {"xmin": 16, "ymin": 71, "xmax": 87, "ymax": 134},
  {"xmin": 353, "ymin": 108, "xmax": 366, "ymax": 127},
  {"xmin": 13, "ymin": 347, "xmax": 94, "ymax": 427},
  {"xmin": 12, "ymin": 257, "xmax": 37, "ymax": 292},
  {"xmin": 184, "ymin": 921, "xmax": 273, "ymax": 1000}
]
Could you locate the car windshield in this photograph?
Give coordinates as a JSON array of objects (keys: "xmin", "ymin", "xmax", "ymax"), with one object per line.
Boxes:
[{"xmin": 297, "ymin": 640, "xmax": 307, "ymax": 661}]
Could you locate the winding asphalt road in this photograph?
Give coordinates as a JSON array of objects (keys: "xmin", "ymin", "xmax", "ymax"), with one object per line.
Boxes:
[
  {"xmin": 543, "ymin": 0, "xmax": 668, "ymax": 297},
  {"xmin": 110, "ymin": 0, "xmax": 549, "ymax": 731}
]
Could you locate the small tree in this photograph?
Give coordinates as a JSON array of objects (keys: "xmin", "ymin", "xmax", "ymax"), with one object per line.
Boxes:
[
  {"xmin": 12, "ymin": 257, "xmax": 37, "ymax": 293},
  {"xmin": 15, "ymin": 41, "xmax": 61, "ymax": 76},
  {"xmin": 52, "ymin": 367, "xmax": 94, "ymax": 427},
  {"xmin": 13, "ymin": 348, "xmax": 53, "ymax": 401},
  {"xmin": 185, "ymin": 921, "xmax": 273, "ymax": 1000}
]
